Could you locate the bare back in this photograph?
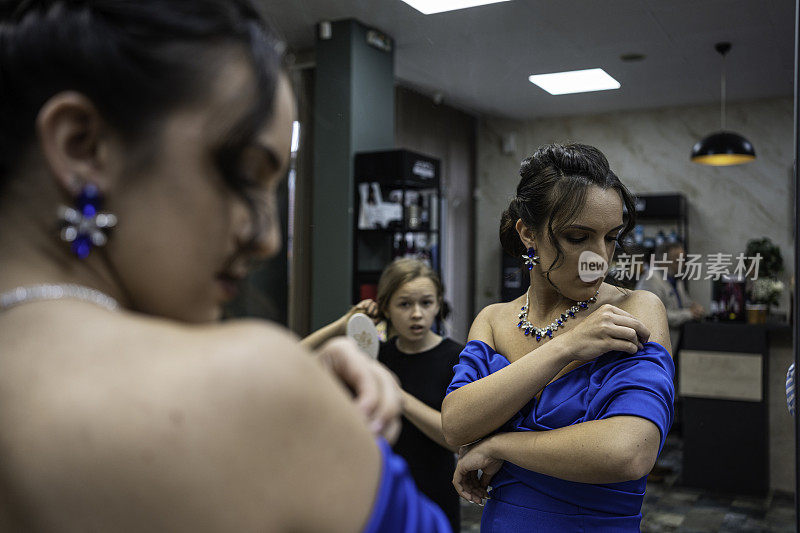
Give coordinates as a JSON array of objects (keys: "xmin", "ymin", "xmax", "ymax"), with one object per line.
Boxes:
[{"xmin": 0, "ymin": 303, "xmax": 382, "ymax": 532}]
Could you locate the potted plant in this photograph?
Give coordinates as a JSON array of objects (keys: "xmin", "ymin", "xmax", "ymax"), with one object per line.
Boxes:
[
  {"xmin": 745, "ymin": 237, "xmax": 784, "ymax": 278},
  {"xmin": 744, "ymin": 237, "xmax": 785, "ymax": 324}
]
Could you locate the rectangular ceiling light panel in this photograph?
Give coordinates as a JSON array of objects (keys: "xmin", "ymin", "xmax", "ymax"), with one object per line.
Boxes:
[
  {"xmin": 400, "ymin": 0, "xmax": 512, "ymax": 15},
  {"xmin": 528, "ymin": 68, "xmax": 621, "ymax": 95}
]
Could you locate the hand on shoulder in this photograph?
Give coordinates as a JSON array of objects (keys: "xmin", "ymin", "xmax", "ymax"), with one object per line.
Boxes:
[
  {"xmin": 547, "ymin": 286, "xmax": 669, "ymax": 361},
  {"xmin": 615, "ymin": 289, "xmax": 671, "ymax": 354}
]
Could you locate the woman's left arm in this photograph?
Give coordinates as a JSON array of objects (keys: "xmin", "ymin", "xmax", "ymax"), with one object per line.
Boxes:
[
  {"xmin": 454, "ymin": 289, "xmax": 672, "ymax": 502},
  {"xmin": 453, "ymin": 416, "xmax": 660, "ymax": 503}
]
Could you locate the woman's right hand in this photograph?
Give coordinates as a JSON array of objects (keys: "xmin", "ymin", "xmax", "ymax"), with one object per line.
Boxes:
[
  {"xmin": 328, "ymin": 299, "xmax": 381, "ymax": 337},
  {"xmin": 556, "ymin": 304, "xmax": 650, "ymax": 361},
  {"xmin": 453, "ymin": 439, "xmax": 503, "ymax": 505}
]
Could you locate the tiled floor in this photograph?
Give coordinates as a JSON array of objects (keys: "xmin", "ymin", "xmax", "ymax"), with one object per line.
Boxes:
[
  {"xmin": 459, "ymin": 435, "xmax": 796, "ymax": 532},
  {"xmin": 460, "ymin": 498, "xmax": 483, "ymax": 533},
  {"xmin": 640, "ymin": 436, "xmax": 795, "ymax": 532}
]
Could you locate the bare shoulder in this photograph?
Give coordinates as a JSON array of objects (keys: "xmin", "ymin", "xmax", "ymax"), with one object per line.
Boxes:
[
  {"xmin": 468, "ymin": 302, "xmax": 506, "ymax": 347},
  {"xmin": 615, "ymin": 287, "xmax": 667, "ymax": 316},
  {"xmin": 614, "ymin": 289, "xmax": 671, "ymax": 353},
  {"xmin": 0, "ymin": 312, "xmax": 380, "ymax": 532}
]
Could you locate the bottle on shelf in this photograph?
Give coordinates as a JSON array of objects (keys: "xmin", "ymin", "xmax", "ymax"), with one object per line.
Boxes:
[
  {"xmin": 420, "ymin": 192, "xmax": 430, "ymax": 229},
  {"xmin": 430, "ymin": 191, "xmax": 438, "ymax": 232},
  {"xmin": 357, "ymin": 182, "xmax": 372, "ymax": 229},
  {"xmin": 416, "ymin": 234, "xmax": 431, "ymax": 265},
  {"xmin": 709, "ymin": 300, "xmax": 720, "ymax": 321},
  {"xmin": 406, "ymin": 191, "xmax": 421, "ymax": 229},
  {"xmin": 667, "ymin": 228, "xmax": 679, "ymax": 244},
  {"xmin": 392, "ymin": 232, "xmax": 405, "ymax": 259},
  {"xmin": 408, "ymin": 233, "xmax": 417, "ymax": 258},
  {"xmin": 633, "ymin": 225, "xmax": 644, "ymax": 245}
]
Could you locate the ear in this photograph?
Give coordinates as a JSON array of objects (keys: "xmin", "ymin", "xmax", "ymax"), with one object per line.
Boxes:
[
  {"xmin": 35, "ymin": 91, "xmax": 115, "ymax": 197},
  {"xmin": 433, "ymin": 296, "xmax": 442, "ymax": 315},
  {"xmin": 435, "ymin": 297, "xmax": 446, "ymax": 320},
  {"xmin": 515, "ymin": 218, "xmax": 537, "ymax": 250}
]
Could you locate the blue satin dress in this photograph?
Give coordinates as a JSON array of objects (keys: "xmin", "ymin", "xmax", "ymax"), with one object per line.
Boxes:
[
  {"xmin": 362, "ymin": 438, "xmax": 453, "ymax": 533},
  {"xmin": 446, "ymin": 340, "xmax": 675, "ymax": 532}
]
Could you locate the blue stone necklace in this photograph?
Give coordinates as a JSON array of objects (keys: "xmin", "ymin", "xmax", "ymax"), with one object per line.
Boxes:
[{"xmin": 517, "ymin": 289, "xmax": 599, "ymax": 341}]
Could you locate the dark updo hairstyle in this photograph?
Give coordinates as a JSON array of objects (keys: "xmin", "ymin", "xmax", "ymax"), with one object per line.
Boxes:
[
  {"xmin": 0, "ymin": 0, "xmax": 285, "ymax": 201},
  {"xmin": 499, "ymin": 143, "xmax": 637, "ymax": 276}
]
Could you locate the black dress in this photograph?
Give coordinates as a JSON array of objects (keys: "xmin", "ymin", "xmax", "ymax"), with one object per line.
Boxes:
[{"xmin": 378, "ymin": 336, "xmax": 464, "ymax": 533}]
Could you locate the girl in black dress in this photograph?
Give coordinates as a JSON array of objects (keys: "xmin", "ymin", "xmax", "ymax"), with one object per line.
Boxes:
[{"xmin": 304, "ymin": 258, "xmax": 464, "ymax": 532}]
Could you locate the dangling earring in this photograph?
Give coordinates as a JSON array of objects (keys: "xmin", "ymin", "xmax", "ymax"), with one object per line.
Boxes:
[
  {"xmin": 58, "ymin": 182, "xmax": 117, "ymax": 259},
  {"xmin": 522, "ymin": 247, "xmax": 540, "ymax": 270}
]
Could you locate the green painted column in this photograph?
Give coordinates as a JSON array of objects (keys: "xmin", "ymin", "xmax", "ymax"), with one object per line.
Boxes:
[{"xmin": 311, "ymin": 19, "xmax": 394, "ymax": 329}]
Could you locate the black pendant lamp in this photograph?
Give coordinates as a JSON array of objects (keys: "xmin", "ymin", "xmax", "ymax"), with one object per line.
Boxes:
[{"xmin": 691, "ymin": 42, "xmax": 756, "ymax": 166}]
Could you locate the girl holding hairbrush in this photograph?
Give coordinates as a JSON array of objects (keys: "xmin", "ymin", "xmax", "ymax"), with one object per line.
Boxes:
[{"xmin": 305, "ymin": 258, "xmax": 463, "ymax": 532}]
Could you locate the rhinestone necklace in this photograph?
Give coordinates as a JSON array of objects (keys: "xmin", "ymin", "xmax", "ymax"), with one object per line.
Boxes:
[
  {"xmin": 0, "ymin": 284, "xmax": 119, "ymax": 312},
  {"xmin": 517, "ymin": 289, "xmax": 599, "ymax": 341}
]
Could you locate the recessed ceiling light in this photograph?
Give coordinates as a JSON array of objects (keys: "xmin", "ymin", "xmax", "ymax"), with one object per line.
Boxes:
[
  {"xmin": 528, "ymin": 68, "xmax": 621, "ymax": 95},
  {"xmin": 400, "ymin": 0, "xmax": 512, "ymax": 15}
]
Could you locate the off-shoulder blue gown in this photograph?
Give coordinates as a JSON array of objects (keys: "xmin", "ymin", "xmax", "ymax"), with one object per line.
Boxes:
[
  {"xmin": 446, "ymin": 340, "xmax": 675, "ymax": 532},
  {"xmin": 362, "ymin": 438, "xmax": 453, "ymax": 532}
]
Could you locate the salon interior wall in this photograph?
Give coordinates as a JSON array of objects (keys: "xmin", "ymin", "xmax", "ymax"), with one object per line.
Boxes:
[
  {"xmin": 474, "ymin": 97, "xmax": 793, "ymax": 314},
  {"xmin": 394, "ymin": 86, "xmax": 477, "ymax": 344},
  {"xmin": 474, "ymin": 95, "xmax": 795, "ymax": 492}
]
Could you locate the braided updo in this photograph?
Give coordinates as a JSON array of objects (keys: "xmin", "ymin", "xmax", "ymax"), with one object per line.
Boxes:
[{"xmin": 499, "ymin": 143, "xmax": 636, "ymax": 273}]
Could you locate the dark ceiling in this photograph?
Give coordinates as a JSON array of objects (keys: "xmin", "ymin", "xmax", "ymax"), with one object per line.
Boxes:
[{"xmin": 265, "ymin": 0, "xmax": 794, "ymax": 119}]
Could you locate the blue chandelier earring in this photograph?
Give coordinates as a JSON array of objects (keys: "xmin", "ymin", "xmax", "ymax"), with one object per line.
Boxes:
[
  {"xmin": 522, "ymin": 247, "xmax": 540, "ymax": 270},
  {"xmin": 58, "ymin": 183, "xmax": 117, "ymax": 259}
]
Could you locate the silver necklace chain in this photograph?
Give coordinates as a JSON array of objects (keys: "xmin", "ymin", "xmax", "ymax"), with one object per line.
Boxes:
[
  {"xmin": 517, "ymin": 289, "xmax": 598, "ymax": 341},
  {"xmin": 0, "ymin": 284, "xmax": 119, "ymax": 312}
]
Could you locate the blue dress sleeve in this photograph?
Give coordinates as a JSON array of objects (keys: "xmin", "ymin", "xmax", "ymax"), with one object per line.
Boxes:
[
  {"xmin": 586, "ymin": 342, "xmax": 675, "ymax": 451},
  {"xmin": 361, "ymin": 439, "xmax": 452, "ymax": 533},
  {"xmin": 445, "ymin": 340, "xmax": 503, "ymax": 396}
]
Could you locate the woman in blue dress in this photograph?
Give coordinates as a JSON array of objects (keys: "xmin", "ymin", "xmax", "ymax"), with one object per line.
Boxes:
[{"xmin": 441, "ymin": 143, "xmax": 675, "ymax": 532}]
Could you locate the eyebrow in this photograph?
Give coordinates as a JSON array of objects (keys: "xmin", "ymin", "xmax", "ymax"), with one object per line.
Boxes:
[{"xmin": 566, "ymin": 224, "xmax": 625, "ymax": 233}]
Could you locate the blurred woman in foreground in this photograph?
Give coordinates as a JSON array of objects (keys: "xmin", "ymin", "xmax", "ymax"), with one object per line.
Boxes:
[{"xmin": 0, "ymin": 1, "xmax": 450, "ymax": 531}]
